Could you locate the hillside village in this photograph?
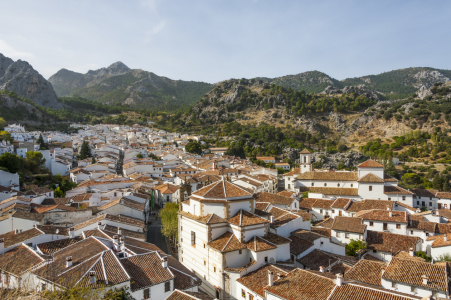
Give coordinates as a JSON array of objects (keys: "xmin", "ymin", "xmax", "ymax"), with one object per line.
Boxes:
[{"xmin": 2, "ymin": 122, "xmax": 451, "ymax": 299}]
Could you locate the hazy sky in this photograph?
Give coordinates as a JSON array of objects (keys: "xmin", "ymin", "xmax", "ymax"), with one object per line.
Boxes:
[{"xmin": 1, "ymin": 0, "xmax": 450, "ymax": 83}]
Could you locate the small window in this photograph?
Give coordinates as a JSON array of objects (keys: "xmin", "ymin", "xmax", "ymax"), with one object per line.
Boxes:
[
  {"xmin": 388, "ymin": 197, "xmax": 391, "ymax": 201},
  {"xmin": 351, "ymin": 184, "xmax": 353, "ymax": 187},
  {"xmin": 369, "ymin": 221, "xmax": 374, "ymax": 226},
  {"xmin": 396, "ymin": 224, "xmax": 401, "ymax": 229},
  {"xmin": 392, "ymin": 282, "xmax": 396, "ymax": 288},
  {"xmin": 369, "ymin": 186, "xmax": 372, "ymax": 192},
  {"xmin": 345, "ymin": 233, "xmax": 350, "ymax": 239},
  {"xmin": 242, "ymin": 289, "xmax": 246, "ymax": 298},
  {"xmin": 332, "ymin": 210, "xmax": 335, "ymax": 213},
  {"xmin": 214, "ymin": 267, "xmax": 216, "ymax": 272},
  {"xmin": 249, "ymin": 294, "xmax": 254, "ymax": 300},
  {"xmin": 320, "ymin": 209, "xmax": 323, "ymax": 214},
  {"xmin": 204, "ymin": 244, "xmax": 206, "ymax": 248},
  {"xmin": 191, "ymin": 231, "xmax": 196, "ymax": 246},
  {"xmin": 320, "ymin": 241, "xmax": 324, "ymax": 245},
  {"xmin": 417, "ymin": 201, "xmax": 419, "ymax": 205},
  {"xmin": 402, "ymin": 196, "xmax": 406, "ymax": 201},
  {"xmin": 373, "ymin": 250, "xmax": 377, "ymax": 253},
  {"xmin": 324, "ymin": 183, "xmax": 327, "ymax": 187},
  {"xmin": 239, "ymin": 250, "xmax": 242, "ymax": 254},
  {"xmin": 164, "ymin": 281, "xmax": 170, "ymax": 292},
  {"xmin": 181, "ymin": 226, "xmax": 183, "ymax": 232},
  {"xmin": 143, "ymin": 288, "xmax": 150, "ymax": 299},
  {"xmin": 204, "ymin": 260, "xmax": 206, "ymax": 266},
  {"xmin": 312, "ymin": 183, "xmax": 314, "ymax": 187},
  {"xmin": 410, "ymin": 230, "xmax": 414, "ymax": 234},
  {"xmin": 336, "ymin": 232, "xmax": 341, "ymax": 238},
  {"xmin": 265, "ymin": 256, "xmax": 268, "ymax": 263}
]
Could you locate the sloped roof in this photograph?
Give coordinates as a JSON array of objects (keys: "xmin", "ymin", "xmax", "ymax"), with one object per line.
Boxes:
[
  {"xmin": 228, "ymin": 209, "xmax": 269, "ymax": 227},
  {"xmin": 296, "ymin": 171, "xmax": 358, "ymax": 181},
  {"xmin": 192, "ymin": 180, "xmax": 252, "ymax": 199},
  {"xmin": 357, "ymin": 173, "xmax": 384, "ymax": 183},
  {"xmin": 331, "ymin": 216, "xmax": 366, "ymax": 234},
  {"xmin": 357, "ymin": 159, "xmax": 384, "ymax": 168},
  {"xmin": 255, "ymin": 192, "xmax": 294, "ymax": 206},
  {"xmin": 366, "ymin": 230, "xmax": 420, "ymax": 254}
]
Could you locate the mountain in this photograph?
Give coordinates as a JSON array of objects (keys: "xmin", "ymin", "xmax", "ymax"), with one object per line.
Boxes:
[
  {"xmin": 258, "ymin": 67, "xmax": 451, "ymax": 99},
  {"xmin": 256, "ymin": 71, "xmax": 344, "ymax": 94},
  {"xmin": 48, "ymin": 62, "xmax": 213, "ymax": 111},
  {"xmin": 0, "ymin": 53, "xmax": 62, "ymax": 108}
]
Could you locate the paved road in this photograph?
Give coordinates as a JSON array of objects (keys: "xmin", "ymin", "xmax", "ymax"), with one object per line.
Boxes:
[{"xmin": 146, "ymin": 215, "xmax": 168, "ymax": 254}]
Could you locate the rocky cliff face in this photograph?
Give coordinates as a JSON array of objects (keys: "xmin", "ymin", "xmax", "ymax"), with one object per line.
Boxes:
[
  {"xmin": 48, "ymin": 62, "xmax": 213, "ymax": 110},
  {"xmin": 0, "ymin": 53, "xmax": 62, "ymax": 108}
]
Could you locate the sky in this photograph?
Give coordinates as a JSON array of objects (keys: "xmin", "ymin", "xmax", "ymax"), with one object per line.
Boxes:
[{"xmin": 0, "ymin": 0, "xmax": 450, "ymax": 83}]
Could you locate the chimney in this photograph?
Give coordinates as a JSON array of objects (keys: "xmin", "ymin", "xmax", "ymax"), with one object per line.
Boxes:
[
  {"xmin": 389, "ymin": 210, "xmax": 393, "ymax": 218},
  {"xmin": 162, "ymin": 257, "xmax": 168, "ymax": 268},
  {"xmin": 69, "ymin": 228, "xmax": 74, "ymax": 239},
  {"xmin": 445, "ymin": 235, "xmax": 448, "ymax": 242},
  {"xmin": 97, "ymin": 222, "xmax": 102, "ymax": 229},
  {"xmin": 319, "ymin": 266, "xmax": 325, "ymax": 273},
  {"xmin": 119, "ymin": 237, "xmax": 125, "ymax": 252},
  {"xmin": 422, "ymin": 275, "xmax": 428, "ymax": 285},
  {"xmin": 268, "ymin": 271, "xmax": 274, "ymax": 286},
  {"xmin": 386, "ymin": 206, "xmax": 390, "ymax": 211},
  {"xmin": 336, "ymin": 274, "xmax": 343, "ymax": 286},
  {"xmin": 113, "ymin": 235, "xmax": 119, "ymax": 251},
  {"xmin": 118, "ymin": 227, "xmax": 122, "ymax": 235},
  {"xmin": 66, "ymin": 256, "xmax": 73, "ymax": 268},
  {"xmin": 277, "ymin": 273, "xmax": 285, "ymax": 280},
  {"xmin": 270, "ymin": 216, "xmax": 274, "ymax": 223},
  {"xmin": 89, "ymin": 271, "xmax": 96, "ymax": 284},
  {"xmin": 409, "ymin": 248, "xmax": 415, "ymax": 257}
]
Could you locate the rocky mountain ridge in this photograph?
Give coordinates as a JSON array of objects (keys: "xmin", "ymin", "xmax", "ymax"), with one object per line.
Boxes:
[
  {"xmin": 48, "ymin": 62, "xmax": 213, "ymax": 111},
  {"xmin": 0, "ymin": 53, "xmax": 62, "ymax": 108}
]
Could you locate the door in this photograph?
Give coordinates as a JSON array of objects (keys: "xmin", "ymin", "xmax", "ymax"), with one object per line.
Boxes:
[
  {"xmin": 339, "ymin": 211, "xmax": 342, "ymax": 216},
  {"xmin": 438, "ymin": 203, "xmax": 442, "ymax": 209},
  {"xmin": 383, "ymin": 223, "xmax": 387, "ymax": 230}
]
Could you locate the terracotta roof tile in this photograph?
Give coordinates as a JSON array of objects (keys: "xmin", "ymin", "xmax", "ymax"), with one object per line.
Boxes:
[
  {"xmin": 166, "ymin": 290, "xmax": 215, "ymax": 300},
  {"xmin": 37, "ymin": 237, "xmax": 84, "ymax": 255},
  {"xmin": 357, "ymin": 173, "xmax": 384, "ymax": 183},
  {"xmin": 366, "ymin": 230, "xmax": 420, "ymax": 253},
  {"xmin": 357, "ymin": 159, "xmax": 384, "ymax": 168},
  {"xmin": 255, "ymin": 192, "xmax": 294, "ymax": 206},
  {"xmin": 0, "ymin": 244, "xmax": 45, "ymax": 275},
  {"xmin": 437, "ymin": 192, "xmax": 451, "ymax": 199},
  {"xmin": 192, "ymin": 180, "xmax": 252, "ymax": 199},
  {"xmin": 331, "ymin": 198, "xmax": 352, "ymax": 209},
  {"xmin": 384, "ymin": 185, "xmax": 414, "ymax": 195},
  {"xmin": 332, "ymin": 217, "xmax": 366, "ymax": 234},
  {"xmin": 344, "ymin": 259, "xmax": 387, "ymax": 286},
  {"xmin": 298, "ymin": 187, "xmax": 359, "ymax": 196},
  {"xmin": 300, "ymin": 148, "xmax": 312, "ymax": 154},
  {"xmin": 356, "ymin": 210, "xmax": 408, "ymax": 223},
  {"xmin": 296, "ymin": 171, "xmax": 358, "ymax": 181},
  {"xmin": 296, "ymin": 249, "xmax": 358, "ymax": 271},
  {"xmin": 228, "ymin": 209, "xmax": 269, "ymax": 226},
  {"xmin": 346, "ymin": 200, "xmax": 394, "ymax": 213}
]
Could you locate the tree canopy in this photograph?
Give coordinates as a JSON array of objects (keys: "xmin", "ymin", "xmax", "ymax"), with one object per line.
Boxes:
[
  {"xmin": 159, "ymin": 202, "xmax": 179, "ymax": 242},
  {"xmin": 185, "ymin": 140, "xmax": 202, "ymax": 155}
]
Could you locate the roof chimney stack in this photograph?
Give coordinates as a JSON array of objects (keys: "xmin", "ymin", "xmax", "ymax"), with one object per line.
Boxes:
[
  {"xmin": 445, "ymin": 235, "xmax": 448, "ymax": 242},
  {"xmin": 162, "ymin": 257, "xmax": 168, "ymax": 268},
  {"xmin": 97, "ymin": 222, "xmax": 102, "ymax": 229},
  {"xmin": 89, "ymin": 271, "xmax": 96, "ymax": 284},
  {"xmin": 422, "ymin": 275, "xmax": 428, "ymax": 285},
  {"xmin": 319, "ymin": 266, "xmax": 325, "ymax": 273},
  {"xmin": 69, "ymin": 228, "xmax": 74, "ymax": 239},
  {"xmin": 113, "ymin": 235, "xmax": 119, "ymax": 251},
  {"xmin": 268, "ymin": 271, "xmax": 274, "ymax": 286},
  {"xmin": 66, "ymin": 256, "xmax": 73, "ymax": 268},
  {"xmin": 118, "ymin": 227, "xmax": 122, "ymax": 235},
  {"xmin": 336, "ymin": 274, "xmax": 343, "ymax": 286},
  {"xmin": 409, "ymin": 248, "xmax": 415, "ymax": 257},
  {"xmin": 270, "ymin": 216, "xmax": 274, "ymax": 223},
  {"xmin": 389, "ymin": 210, "xmax": 393, "ymax": 218}
]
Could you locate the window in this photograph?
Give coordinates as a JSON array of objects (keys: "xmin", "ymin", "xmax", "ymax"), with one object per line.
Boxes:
[
  {"xmin": 369, "ymin": 221, "xmax": 374, "ymax": 226},
  {"xmin": 410, "ymin": 230, "xmax": 414, "ymax": 234},
  {"xmin": 204, "ymin": 244, "xmax": 206, "ymax": 248},
  {"xmin": 265, "ymin": 256, "xmax": 268, "ymax": 263},
  {"xmin": 337, "ymin": 183, "xmax": 340, "ymax": 187},
  {"xmin": 181, "ymin": 226, "xmax": 183, "ymax": 232},
  {"xmin": 288, "ymin": 184, "xmax": 291, "ymax": 189},
  {"xmin": 191, "ymin": 231, "xmax": 196, "ymax": 246},
  {"xmin": 369, "ymin": 186, "xmax": 372, "ymax": 191},
  {"xmin": 216, "ymin": 291, "xmax": 220, "ymax": 299},
  {"xmin": 165, "ymin": 281, "xmax": 171, "ymax": 292},
  {"xmin": 312, "ymin": 183, "xmax": 314, "ymax": 187},
  {"xmin": 429, "ymin": 202, "xmax": 432, "ymax": 208},
  {"xmin": 166, "ymin": 195, "xmax": 170, "ymax": 201},
  {"xmin": 373, "ymin": 250, "xmax": 377, "ymax": 253},
  {"xmin": 204, "ymin": 260, "xmax": 206, "ymax": 266},
  {"xmin": 143, "ymin": 288, "xmax": 150, "ymax": 299},
  {"xmin": 242, "ymin": 289, "xmax": 246, "ymax": 298},
  {"xmin": 332, "ymin": 210, "xmax": 335, "ymax": 213},
  {"xmin": 345, "ymin": 233, "xmax": 350, "ymax": 239},
  {"xmin": 388, "ymin": 197, "xmax": 391, "ymax": 201},
  {"xmin": 336, "ymin": 232, "xmax": 341, "ymax": 238},
  {"xmin": 320, "ymin": 209, "xmax": 323, "ymax": 214},
  {"xmin": 239, "ymin": 250, "xmax": 242, "ymax": 254},
  {"xmin": 324, "ymin": 183, "xmax": 327, "ymax": 187},
  {"xmin": 396, "ymin": 224, "xmax": 401, "ymax": 229},
  {"xmin": 392, "ymin": 281, "xmax": 396, "ymax": 288},
  {"xmin": 402, "ymin": 196, "xmax": 406, "ymax": 201},
  {"xmin": 383, "ymin": 223, "xmax": 388, "ymax": 230},
  {"xmin": 320, "ymin": 241, "xmax": 324, "ymax": 245},
  {"xmin": 351, "ymin": 184, "xmax": 353, "ymax": 187},
  {"xmin": 214, "ymin": 267, "xmax": 216, "ymax": 272},
  {"xmin": 249, "ymin": 294, "xmax": 254, "ymax": 300},
  {"xmin": 417, "ymin": 201, "xmax": 419, "ymax": 205}
]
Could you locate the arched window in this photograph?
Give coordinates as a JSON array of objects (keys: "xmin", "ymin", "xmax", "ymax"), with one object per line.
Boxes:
[
  {"xmin": 337, "ymin": 183, "xmax": 340, "ymax": 187},
  {"xmin": 311, "ymin": 183, "xmax": 314, "ymax": 187},
  {"xmin": 351, "ymin": 184, "xmax": 354, "ymax": 187},
  {"xmin": 324, "ymin": 183, "xmax": 327, "ymax": 187},
  {"xmin": 304, "ymin": 157, "xmax": 306, "ymax": 163}
]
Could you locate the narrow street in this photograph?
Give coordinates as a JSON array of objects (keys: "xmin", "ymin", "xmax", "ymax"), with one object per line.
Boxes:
[{"xmin": 146, "ymin": 210, "xmax": 169, "ymax": 254}]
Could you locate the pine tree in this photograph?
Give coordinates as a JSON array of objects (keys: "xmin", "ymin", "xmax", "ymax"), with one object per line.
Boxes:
[
  {"xmin": 91, "ymin": 156, "xmax": 96, "ymax": 164},
  {"xmin": 443, "ymin": 180, "xmax": 451, "ymax": 192},
  {"xmin": 79, "ymin": 141, "xmax": 91, "ymax": 160},
  {"xmin": 37, "ymin": 134, "xmax": 47, "ymax": 150}
]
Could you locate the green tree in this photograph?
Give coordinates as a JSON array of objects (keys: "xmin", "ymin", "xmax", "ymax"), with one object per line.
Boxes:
[
  {"xmin": 185, "ymin": 140, "xmax": 202, "ymax": 155},
  {"xmin": 79, "ymin": 141, "xmax": 91, "ymax": 160},
  {"xmin": 159, "ymin": 202, "xmax": 179, "ymax": 243},
  {"xmin": 0, "ymin": 117, "xmax": 5, "ymax": 130},
  {"xmin": 0, "ymin": 131, "xmax": 13, "ymax": 143},
  {"xmin": 54, "ymin": 187, "xmax": 64, "ymax": 198},
  {"xmin": 37, "ymin": 134, "xmax": 47, "ymax": 150},
  {"xmin": 432, "ymin": 175, "xmax": 445, "ymax": 190},
  {"xmin": 346, "ymin": 239, "xmax": 367, "ymax": 257},
  {"xmin": 136, "ymin": 154, "xmax": 143, "ymax": 158},
  {"xmin": 0, "ymin": 153, "xmax": 23, "ymax": 173},
  {"xmin": 401, "ymin": 173, "xmax": 421, "ymax": 186},
  {"xmin": 25, "ymin": 151, "xmax": 46, "ymax": 174},
  {"xmin": 92, "ymin": 156, "xmax": 96, "ymax": 164}
]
